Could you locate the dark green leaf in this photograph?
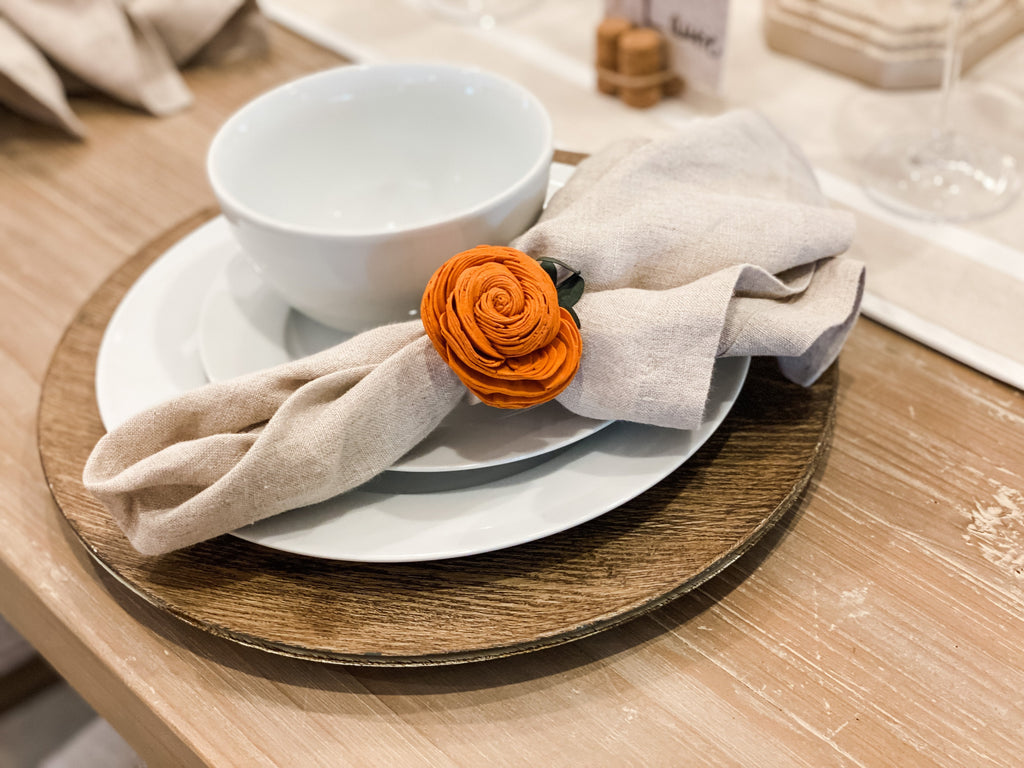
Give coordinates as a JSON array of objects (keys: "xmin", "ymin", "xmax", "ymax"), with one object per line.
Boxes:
[
  {"xmin": 536, "ymin": 257, "xmax": 584, "ymax": 326},
  {"xmin": 557, "ymin": 272, "xmax": 585, "ymax": 309},
  {"xmin": 538, "ymin": 256, "xmax": 576, "ymax": 273},
  {"xmin": 539, "ymin": 260, "xmax": 558, "ymax": 287}
]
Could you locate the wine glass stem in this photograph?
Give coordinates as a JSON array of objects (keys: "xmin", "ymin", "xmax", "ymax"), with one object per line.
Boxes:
[{"xmin": 937, "ymin": 0, "xmax": 966, "ymax": 137}]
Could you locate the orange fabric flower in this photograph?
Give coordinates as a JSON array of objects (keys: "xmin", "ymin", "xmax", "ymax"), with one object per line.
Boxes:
[{"xmin": 421, "ymin": 245, "xmax": 582, "ymax": 408}]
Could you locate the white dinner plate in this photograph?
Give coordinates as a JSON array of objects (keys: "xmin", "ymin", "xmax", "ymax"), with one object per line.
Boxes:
[
  {"xmin": 197, "ymin": 250, "xmax": 612, "ymax": 473},
  {"xmin": 234, "ymin": 356, "xmax": 748, "ymax": 562},
  {"xmin": 94, "ymin": 161, "xmax": 750, "ymax": 561}
]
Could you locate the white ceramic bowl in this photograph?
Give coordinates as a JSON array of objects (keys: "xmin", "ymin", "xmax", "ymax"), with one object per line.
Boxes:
[{"xmin": 207, "ymin": 63, "xmax": 553, "ymax": 332}]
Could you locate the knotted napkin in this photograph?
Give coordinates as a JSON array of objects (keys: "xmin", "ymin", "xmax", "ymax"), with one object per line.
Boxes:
[
  {"xmin": 0, "ymin": 0, "xmax": 267, "ymax": 137},
  {"xmin": 84, "ymin": 110, "xmax": 865, "ymax": 555}
]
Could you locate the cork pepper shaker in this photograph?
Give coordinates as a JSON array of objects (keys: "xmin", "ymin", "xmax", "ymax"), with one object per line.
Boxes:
[
  {"xmin": 618, "ymin": 27, "xmax": 665, "ymax": 108},
  {"xmin": 596, "ymin": 16, "xmax": 633, "ymax": 95}
]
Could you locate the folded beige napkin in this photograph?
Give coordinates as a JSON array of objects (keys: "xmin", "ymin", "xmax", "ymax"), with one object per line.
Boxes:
[
  {"xmin": 0, "ymin": 0, "xmax": 267, "ymax": 137},
  {"xmin": 84, "ymin": 110, "xmax": 865, "ymax": 555}
]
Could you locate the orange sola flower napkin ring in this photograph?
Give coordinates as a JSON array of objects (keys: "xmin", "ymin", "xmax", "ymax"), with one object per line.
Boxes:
[{"xmin": 421, "ymin": 245, "xmax": 584, "ymax": 409}]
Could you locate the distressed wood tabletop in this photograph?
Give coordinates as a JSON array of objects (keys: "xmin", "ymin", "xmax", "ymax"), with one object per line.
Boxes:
[{"xmin": 2, "ymin": 18, "xmax": 1023, "ymax": 768}]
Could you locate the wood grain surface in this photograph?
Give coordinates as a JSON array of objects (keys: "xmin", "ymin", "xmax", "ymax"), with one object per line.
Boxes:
[
  {"xmin": 4, "ymin": 11, "xmax": 1024, "ymax": 768},
  {"xmin": 37, "ymin": 208, "xmax": 837, "ymax": 665}
]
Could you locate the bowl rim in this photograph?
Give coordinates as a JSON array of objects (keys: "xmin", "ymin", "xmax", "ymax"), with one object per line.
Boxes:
[{"xmin": 206, "ymin": 62, "xmax": 554, "ymax": 240}]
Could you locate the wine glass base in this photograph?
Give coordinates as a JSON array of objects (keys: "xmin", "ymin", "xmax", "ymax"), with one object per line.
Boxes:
[
  {"xmin": 425, "ymin": 0, "xmax": 541, "ymax": 27},
  {"xmin": 862, "ymin": 130, "xmax": 1021, "ymax": 222}
]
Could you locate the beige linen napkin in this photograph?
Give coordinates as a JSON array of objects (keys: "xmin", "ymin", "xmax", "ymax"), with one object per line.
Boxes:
[
  {"xmin": 0, "ymin": 18, "xmax": 85, "ymax": 136},
  {"xmin": 0, "ymin": 0, "xmax": 266, "ymax": 137},
  {"xmin": 84, "ymin": 109, "xmax": 864, "ymax": 555}
]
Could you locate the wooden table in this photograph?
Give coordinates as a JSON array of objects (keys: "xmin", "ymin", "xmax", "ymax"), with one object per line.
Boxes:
[{"xmin": 3, "ymin": 19, "xmax": 1024, "ymax": 768}]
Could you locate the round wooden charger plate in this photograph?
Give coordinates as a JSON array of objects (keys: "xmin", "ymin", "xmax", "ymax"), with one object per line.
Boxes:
[{"xmin": 38, "ymin": 207, "xmax": 838, "ymax": 667}]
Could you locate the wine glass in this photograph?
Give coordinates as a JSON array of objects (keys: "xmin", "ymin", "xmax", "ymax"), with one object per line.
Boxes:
[{"xmin": 861, "ymin": 0, "xmax": 1021, "ymax": 222}]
